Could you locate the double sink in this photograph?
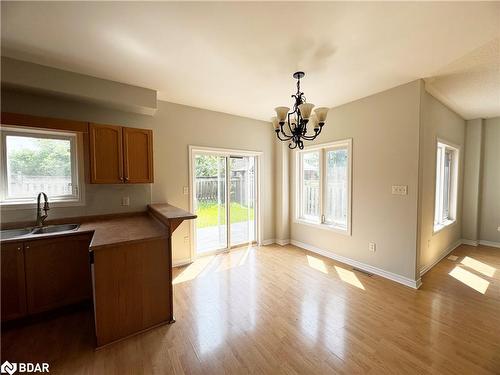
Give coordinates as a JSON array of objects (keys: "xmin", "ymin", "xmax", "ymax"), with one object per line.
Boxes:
[{"xmin": 0, "ymin": 224, "xmax": 80, "ymax": 240}]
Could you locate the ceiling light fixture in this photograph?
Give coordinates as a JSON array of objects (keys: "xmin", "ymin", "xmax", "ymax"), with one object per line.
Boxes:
[{"xmin": 271, "ymin": 71, "xmax": 329, "ymax": 150}]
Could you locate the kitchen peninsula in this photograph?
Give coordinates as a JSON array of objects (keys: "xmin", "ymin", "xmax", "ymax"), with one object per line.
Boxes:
[{"xmin": 1, "ymin": 205, "xmax": 196, "ymax": 348}]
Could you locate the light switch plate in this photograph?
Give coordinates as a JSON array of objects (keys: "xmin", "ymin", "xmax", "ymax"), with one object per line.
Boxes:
[
  {"xmin": 183, "ymin": 186, "xmax": 189, "ymax": 195},
  {"xmin": 121, "ymin": 196, "xmax": 130, "ymax": 206},
  {"xmin": 369, "ymin": 242, "xmax": 376, "ymax": 252},
  {"xmin": 392, "ymin": 185, "xmax": 408, "ymax": 195}
]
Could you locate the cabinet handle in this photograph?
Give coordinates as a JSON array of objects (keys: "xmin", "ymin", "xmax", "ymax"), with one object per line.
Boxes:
[
  {"xmin": 124, "ymin": 177, "xmax": 129, "ymax": 182},
  {"xmin": 17, "ymin": 247, "xmax": 22, "ymax": 251},
  {"xmin": 25, "ymin": 245, "xmax": 30, "ymax": 249}
]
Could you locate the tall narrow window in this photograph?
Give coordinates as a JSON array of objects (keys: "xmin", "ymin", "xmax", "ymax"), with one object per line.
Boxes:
[
  {"xmin": 434, "ymin": 140, "xmax": 459, "ymax": 232},
  {"xmin": 300, "ymin": 151, "xmax": 320, "ymax": 222},
  {"xmin": 297, "ymin": 139, "xmax": 352, "ymax": 234},
  {"xmin": 0, "ymin": 127, "xmax": 81, "ymax": 205},
  {"xmin": 324, "ymin": 147, "xmax": 348, "ymax": 229}
]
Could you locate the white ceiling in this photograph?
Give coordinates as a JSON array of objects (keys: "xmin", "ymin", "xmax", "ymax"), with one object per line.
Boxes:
[{"xmin": 2, "ymin": 1, "xmax": 500, "ymax": 121}]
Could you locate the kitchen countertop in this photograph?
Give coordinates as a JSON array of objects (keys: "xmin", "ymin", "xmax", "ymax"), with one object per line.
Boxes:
[
  {"xmin": 80, "ymin": 214, "xmax": 168, "ymax": 250},
  {"xmin": 148, "ymin": 203, "xmax": 197, "ymax": 221},
  {"xmin": 0, "ymin": 212, "xmax": 168, "ymax": 250}
]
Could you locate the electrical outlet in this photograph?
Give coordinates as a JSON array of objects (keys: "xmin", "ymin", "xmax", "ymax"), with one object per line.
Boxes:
[
  {"xmin": 497, "ymin": 226, "xmax": 500, "ymax": 232},
  {"xmin": 184, "ymin": 235, "xmax": 189, "ymax": 243},
  {"xmin": 369, "ymin": 242, "xmax": 376, "ymax": 252},
  {"xmin": 392, "ymin": 185, "xmax": 408, "ymax": 195},
  {"xmin": 183, "ymin": 186, "xmax": 189, "ymax": 195},
  {"xmin": 121, "ymin": 196, "xmax": 130, "ymax": 206}
]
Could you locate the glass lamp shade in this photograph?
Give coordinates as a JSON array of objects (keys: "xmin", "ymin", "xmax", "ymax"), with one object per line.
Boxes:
[
  {"xmin": 275, "ymin": 106, "xmax": 290, "ymax": 122},
  {"xmin": 271, "ymin": 117, "xmax": 279, "ymax": 130},
  {"xmin": 314, "ymin": 107, "xmax": 329, "ymax": 123},
  {"xmin": 308, "ymin": 114, "xmax": 319, "ymax": 132},
  {"xmin": 298, "ymin": 102, "xmax": 315, "ymax": 119}
]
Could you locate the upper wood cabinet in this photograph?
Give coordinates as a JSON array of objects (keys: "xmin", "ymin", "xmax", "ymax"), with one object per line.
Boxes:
[
  {"xmin": 89, "ymin": 123, "xmax": 124, "ymax": 184},
  {"xmin": 123, "ymin": 127, "xmax": 154, "ymax": 183},
  {"xmin": 89, "ymin": 123, "xmax": 153, "ymax": 184}
]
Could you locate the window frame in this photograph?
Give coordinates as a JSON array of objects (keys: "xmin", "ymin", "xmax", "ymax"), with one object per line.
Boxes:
[
  {"xmin": 295, "ymin": 138, "xmax": 352, "ymax": 235},
  {"xmin": 0, "ymin": 125, "xmax": 85, "ymax": 208},
  {"xmin": 433, "ymin": 138, "xmax": 459, "ymax": 234}
]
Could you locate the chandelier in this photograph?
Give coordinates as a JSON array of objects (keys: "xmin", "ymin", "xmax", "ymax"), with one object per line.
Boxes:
[{"xmin": 271, "ymin": 71, "xmax": 329, "ymax": 150}]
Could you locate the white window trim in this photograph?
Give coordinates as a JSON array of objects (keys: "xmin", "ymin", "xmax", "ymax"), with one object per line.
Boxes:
[
  {"xmin": 294, "ymin": 138, "xmax": 352, "ymax": 236},
  {"xmin": 0, "ymin": 125, "xmax": 85, "ymax": 209},
  {"xmin": 433, "ymin": 138, "xmax": 460, "ymax": 234}
]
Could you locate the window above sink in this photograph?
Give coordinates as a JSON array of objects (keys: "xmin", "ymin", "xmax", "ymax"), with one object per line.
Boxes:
[{"xmin": 0, "ymin": 126, "xmax": 85, "ymax": 208}]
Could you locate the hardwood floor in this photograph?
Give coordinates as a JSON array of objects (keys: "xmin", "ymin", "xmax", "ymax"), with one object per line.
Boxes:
[{"xmin": 2, "ymin": 244, "xmax": 499, "ymax": 374}]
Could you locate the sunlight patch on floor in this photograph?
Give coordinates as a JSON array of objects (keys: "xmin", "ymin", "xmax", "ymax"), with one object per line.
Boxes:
[
  {"xmin": 173, "ymin": 256, "xmax": 216, "ymax": 284},
  {"xmin": 460, "ymin": 256, "xmax": 495, "ymax": 277},
  {"xmin": 449, "ymin": 266, "xmax": 489, "ymax": 294},
  {"xmin": 334, "ymin": 266, "xmax": 365, "ymax": 290},
  {"xmin": 307, "ymin": 255, "xmax": 328, "ymax": 274}
]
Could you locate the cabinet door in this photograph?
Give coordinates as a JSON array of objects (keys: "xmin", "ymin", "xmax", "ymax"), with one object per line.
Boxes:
[
  {"xmin": 24, "ymin": 234, "xmax": 92, "ymax": 314},
  {"xmin": 89, "ymin": 123, "xmax": 124, "ymax": 183},
  {"xmin": 1, "ymin": 242, "xmax": 27, "ymax": 321},
  {"xmin": 123, "ymin": 127, "xmax": 154, "ymax": 183}
]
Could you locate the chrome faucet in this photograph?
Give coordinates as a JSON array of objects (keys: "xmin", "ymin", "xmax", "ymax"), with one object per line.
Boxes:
[{"xmin": 36, "ymin": 192, "xmax": 50, "ymax": 227}]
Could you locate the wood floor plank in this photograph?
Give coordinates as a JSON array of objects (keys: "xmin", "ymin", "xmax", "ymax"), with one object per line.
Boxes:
[{"xmin": 1, "ymin": 244, "xmax": 499, "ymax": 374}]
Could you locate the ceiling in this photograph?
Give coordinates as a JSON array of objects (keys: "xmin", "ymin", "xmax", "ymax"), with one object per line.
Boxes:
[{"xmin": 2, "ymin": 2, "xmax": 499, "ymax": 121}]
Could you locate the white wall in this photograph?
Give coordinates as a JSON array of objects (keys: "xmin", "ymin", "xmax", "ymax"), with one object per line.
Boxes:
[
  {"xmin": 1, "ymin": 89, "xmax": 275, "ymax": 263},
  {"xmin": 289, "ymin": 80, "xmax": 422, "ymax": 281},
  {"xmin": 417, "ymin": 90, "xmax": 465, "ymax": 273},
  {"xmin": 479, "ymin": 117, "xmax": 500, "ymax": 243},
  {"xmin": 461, "ymin": 119, "xmax": 483, "ymax": 241}
]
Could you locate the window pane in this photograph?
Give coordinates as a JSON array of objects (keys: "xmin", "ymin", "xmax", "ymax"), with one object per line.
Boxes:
[
  {"xmin": 443, "ymin": 150, "xmax": 452, "ymax": 219},
  {"xmin": 301, "ymin": 151, "xmax": 320, "ymax": 221},
  {"xmin": 5, "ymin": 135, "xmax": 73, "ymax": 199},
  {"xmin": 325, "ymin": 148, "xmax": 348, "ymax": 228},
  {"xmin": 434, "ymin": 146, "xmax": 443, "ymax": 225}
]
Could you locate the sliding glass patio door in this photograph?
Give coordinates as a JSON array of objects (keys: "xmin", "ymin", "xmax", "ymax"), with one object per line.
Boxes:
[{"xmin": 192, "ymin": 150, "xmax": 257, "ymax": 256}]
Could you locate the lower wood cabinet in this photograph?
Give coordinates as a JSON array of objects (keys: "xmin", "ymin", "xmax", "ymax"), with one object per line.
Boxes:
[
  {"xmin": 24, "ymin": 234, "xmax": 93, "ymax": 314},
  {"xmin": 93, "ymin": 237, "xmax": 171, "ymax": 347},
  {"xmin": 1, "ymin": 242, "xmax": 27, "ymax": 321},
  {"xmin": 1, "ymin": 234, "xmax": 93, "ymax": 322}
]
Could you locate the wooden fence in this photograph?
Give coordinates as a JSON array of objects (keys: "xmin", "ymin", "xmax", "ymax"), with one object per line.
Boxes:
[
  {"xmin": 8, "ymin": 175, "xmax": 72, "ymax": 197},
  {"xmin": 196, "ymin": 176, "xmax": 255, "ymax": 206},
  {"xmin": 303, "ymin": 181, "xmax": 347, "ymax": 225}
]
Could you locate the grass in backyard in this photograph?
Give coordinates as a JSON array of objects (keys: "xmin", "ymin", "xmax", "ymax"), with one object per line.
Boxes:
[{"xmin": 196, "ymin": 202, "xmax": 254, "ymax": 228}]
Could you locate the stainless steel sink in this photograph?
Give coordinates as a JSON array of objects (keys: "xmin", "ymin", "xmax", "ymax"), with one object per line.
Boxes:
[
  {"xmin": 1, "ymin": 224, "xmax": 79, "ymax": 240},
  {"xmin": 0, "ymin": 228, "xmax": 33, "ymax": 240},
  {"xmin": 31, "ymin": 224, "xmax": 80, "ymax": 235}
]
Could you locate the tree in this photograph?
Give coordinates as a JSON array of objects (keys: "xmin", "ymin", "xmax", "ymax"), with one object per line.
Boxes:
[
  {"xmin": 8, "ymin": 139, "xmax": 71, "ymax": 177},
  {"xmin": 195, "ymin": 155, "xmax": 222, "ymax": 177}
]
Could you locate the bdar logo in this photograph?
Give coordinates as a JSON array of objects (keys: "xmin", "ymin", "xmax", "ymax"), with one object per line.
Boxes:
[{"xmin": 0, "ymin": 361, "xmax": 17, "ymax": 375}]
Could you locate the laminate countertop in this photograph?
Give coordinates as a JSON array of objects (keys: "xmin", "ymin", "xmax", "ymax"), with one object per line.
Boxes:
[
  {"xmin": 0, "ymin": 213, "xmax": 168, "ymax": 250},
  {"xmin": 80, "ymin": 214, "xmax": 168, "ymax": 250}
]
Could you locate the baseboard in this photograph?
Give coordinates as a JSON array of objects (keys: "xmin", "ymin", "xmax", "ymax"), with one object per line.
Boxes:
[
  {"xmin": 262, "ymin": 239, "xmax": 275, "ymax": 246},
  {"xmin": 172, "ymin": 258, "xmax": 192, "ymax": 268},
  {"xmin": 290, "ymin": 240, "xmax": 421, "ymax": 289},
  {"xmin": 261, "ymin": 238, "xmax": 290, "ymax": 246},
  {"xmin": 276, "ymin": 239, "xmax": 290, "ymax": 246},
  {"xmin": 461, "ymin": 239, "xmax": 479, "ymax": 246},
  {"xmin": 419, "ymin": 239, "xmax": 462, "ymax": 277},
  {"xmin": 479, "ymin": 240, "xmax": 500, "ymax": 248}
]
